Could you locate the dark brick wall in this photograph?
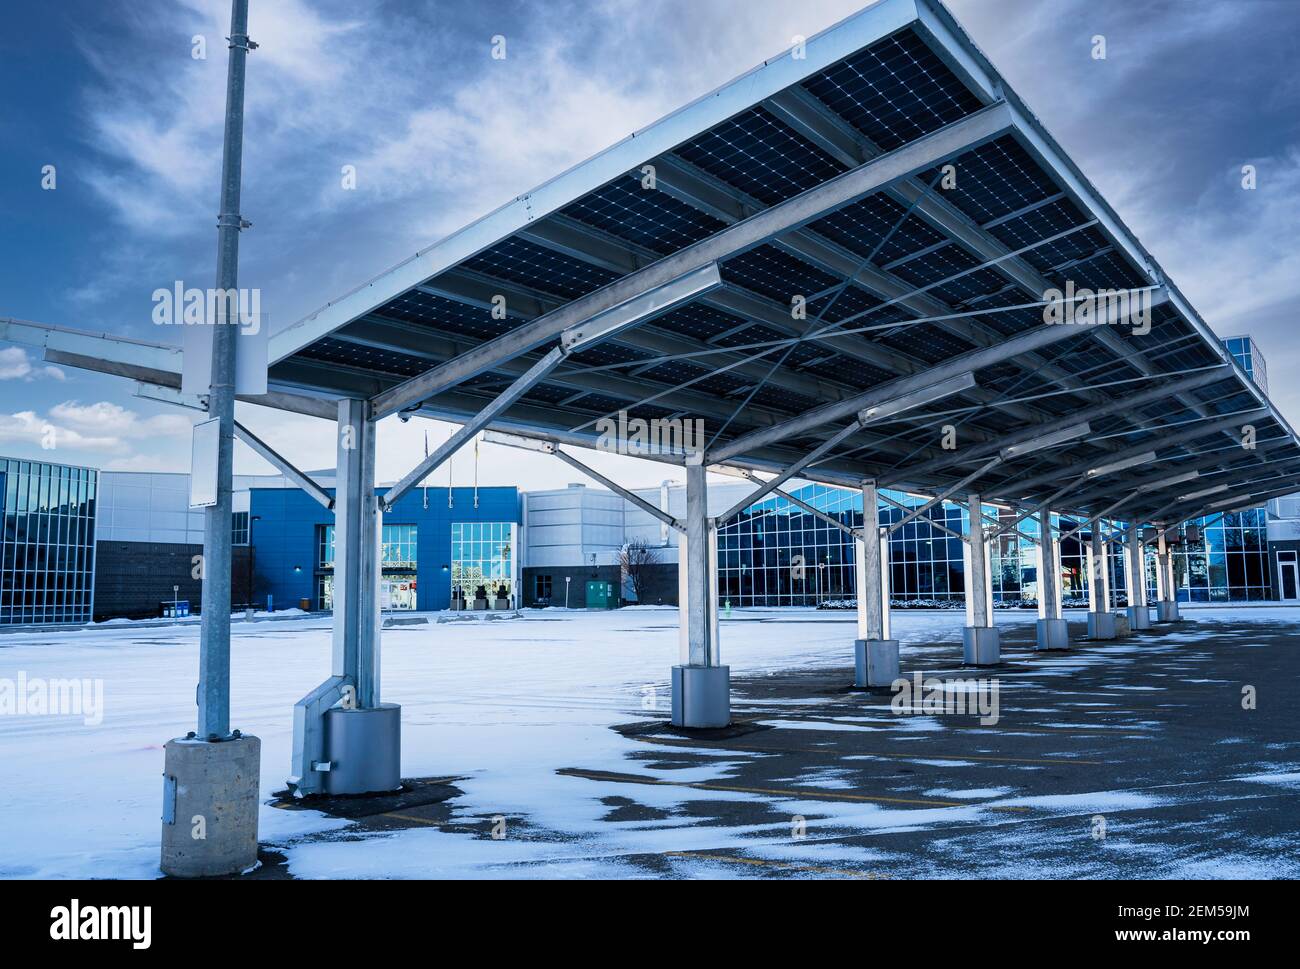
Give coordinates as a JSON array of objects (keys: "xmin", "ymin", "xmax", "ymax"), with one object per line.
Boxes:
[
  {"xmin": 522, "ymin": 563, "xmax": 681, "ymax": 607},
  {"xmin": 630, "ymin": 563, "xmax": 679, "ymax": 606},
  {"xmin": 522, "ymin": 565, "xmax": 622, "ymax": 607},
  {"xmin": 93, "ymin": 542, "xmax": 253, "ymax": 621}
]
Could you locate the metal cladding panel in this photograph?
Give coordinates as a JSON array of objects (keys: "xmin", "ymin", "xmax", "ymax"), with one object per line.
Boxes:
[{"xmin": 263, "ymin": 3, "xmax": 1300, "ymax": 522}]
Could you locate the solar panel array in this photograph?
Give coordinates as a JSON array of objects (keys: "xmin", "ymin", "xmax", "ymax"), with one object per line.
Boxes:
[{"xmin": 274, "ymin": 15, "xmax": 1300, "ymax": 524}]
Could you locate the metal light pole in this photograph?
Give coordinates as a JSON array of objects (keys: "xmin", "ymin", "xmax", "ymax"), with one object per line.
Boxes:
[
  {"xmin": 198, "ymin": 0, "xmax": 253, "ymax": 739},
  {"xmin": 161, "ymin": 0, "xmax": 260, "ymax": 878}
]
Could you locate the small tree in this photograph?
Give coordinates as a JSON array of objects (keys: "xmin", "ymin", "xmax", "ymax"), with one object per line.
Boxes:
[{"xmin": 619, "ymin": 539, "xmax": 660, "ymax": 603}]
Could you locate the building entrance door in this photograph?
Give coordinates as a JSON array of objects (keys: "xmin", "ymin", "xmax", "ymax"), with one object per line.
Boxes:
[{"xmin": 1277, "ymin": 552, "xmax": 1299, "ymax": 601}]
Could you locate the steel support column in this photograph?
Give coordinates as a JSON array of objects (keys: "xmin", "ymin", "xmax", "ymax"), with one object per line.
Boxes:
[
  {"xmin": 1155, "ymin": 530, "xmax": 1180, "ymax": 622},
  {"xmin": 289, "ymin": 398, "xmax": 399, "ymax": 796},
  {"xmin": 1127, "ymin": 524, "xmax": 1152, "ymax": 630},
  {"xmin": 855, "ymin": 480, "xmax": 899, "ymax": 686},
  {"xmin": 671, "ymin": 459, "xmax": 729, "ymax": 727},
  {"xmin": 332, "ymin": 399, "xmax": 382, "ymax": 705},
  {"xmin": 1035, "ymin": 507, "xmax": 1069, "ymax": 649},
  {"xmin": 1087, "ymin": 517, "xmax": 1116, "ymax": 639},
  {"xmin": 962, "ymin": 492, "xmax": 999, "ymax": 664}
]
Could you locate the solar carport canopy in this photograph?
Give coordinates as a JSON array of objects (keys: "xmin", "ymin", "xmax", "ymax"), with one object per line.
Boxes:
[{"xmin": 267, "ymin": 0, "xmax": 1300, "ymax": 526}]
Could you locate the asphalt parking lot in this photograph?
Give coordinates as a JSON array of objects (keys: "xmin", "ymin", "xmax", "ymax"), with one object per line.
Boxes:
[{"xmin": 265, "ymin": 612, "xmax": 1300, "ymax": 879}]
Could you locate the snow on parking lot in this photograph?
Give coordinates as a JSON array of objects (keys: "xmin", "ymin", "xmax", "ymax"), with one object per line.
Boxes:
[{"xmin": 0, "ymin": 606, "xmax": 1288, "ymax": 878}]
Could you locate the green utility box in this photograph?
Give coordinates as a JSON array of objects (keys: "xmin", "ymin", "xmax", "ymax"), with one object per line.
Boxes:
[{"xmin": 585, "ymin": 580, "xmax": 618, "ymax": 610}]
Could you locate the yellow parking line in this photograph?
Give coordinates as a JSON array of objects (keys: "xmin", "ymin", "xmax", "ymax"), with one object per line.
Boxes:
[{"xmin": 383, "ymin": 811, "xmax": 443, "ymax": 826}]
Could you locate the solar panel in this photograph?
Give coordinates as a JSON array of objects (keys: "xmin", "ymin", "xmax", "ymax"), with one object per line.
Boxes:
[
  {"xmin": 562, "ymin": 176, "xmax": 728, "ymax": 254},
  {"xmin": 801, "ymin": 29, "xmax": 984, "ymax": 152},
  {"xmin": 674, "ymin": 106, "xmax": 847, "ymax": 206},
  {"xmin": 811, "ymin": 193, "xmax": 948, "ymax": 265},
  {"xmin": 461, "ymin": 236, "xmax": 619, "ymax": 301},
  {"xmin": 264, "ymin": 2, "xmax": 1300, "ymax": 522}
]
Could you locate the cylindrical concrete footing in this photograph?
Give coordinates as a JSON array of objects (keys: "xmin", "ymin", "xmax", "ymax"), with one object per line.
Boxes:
[
  {"xmin": 1156, "ymin": 600, "xmax": 1180, "ymax": 623},
  {"xmin": 323, "ymin": 704, "xmax": 402, "ymax": 795},
  {"xmin": 1035, "ymin": 617, "xmax": 1069, "ymax": 650},
  {"xmin": 1128, "ymin": 606, "xmax": 1152, "ymax": 630},
  {"xmin": 671, "ymin": 665, "xmax": 730, "ymax": 728},
  {"xmin": 161, "ymin": 734, "xmax": 260, "ymax": 878},
  {"xmin": 962, "ymin": 626, "xmax": 1000, "ymax": 665},
  {"xmin": 1087, "ymin": 611, "xmax": 1117, "ymax": 640},
  {"xmin": 855, "ymin": 638, "xmax": 900, "ymax": 687}
]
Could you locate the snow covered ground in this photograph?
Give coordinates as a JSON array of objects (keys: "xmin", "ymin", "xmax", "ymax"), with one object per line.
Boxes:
[{"xmin": 1, "ymin": 606, "xmax": 1296, "ymax": 879}]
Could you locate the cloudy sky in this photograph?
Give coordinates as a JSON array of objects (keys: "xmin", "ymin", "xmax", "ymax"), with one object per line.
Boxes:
[{"xmin": 1, "ymin": 0, "xmax": 1297, "ymax": 488}]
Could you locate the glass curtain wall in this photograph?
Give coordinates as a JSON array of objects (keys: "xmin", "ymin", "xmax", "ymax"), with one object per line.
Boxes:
[
  {"xmin": 717, "ymin": 484, "xmax": 859, "ymax": 607},
  {"xmin": 1171, "ymin": 509, "xmax": 1270, "ymax": 602},
  {"xmin": 718, "ymin": 482, "xmax": 1269, "ymax": 606},
  {"xmin": 318, "ymin": 522, "xmax": 420, "ymax": 610},
  {"xmin": 0, "ymin": 459, "xmax": 98, "ymax": 625},
  {"xmin": 451, "ymin": 522, "xmax": 514, "ymax": 603}
]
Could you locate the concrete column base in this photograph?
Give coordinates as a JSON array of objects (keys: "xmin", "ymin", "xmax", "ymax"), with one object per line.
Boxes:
[
  {"xmin": 1156, "ymin": 600, "xmax": 1180, "ymax": 623},
  {"xmin": 1035, "ymin": 617, "xmax": 1070, "ymax": 650},
  {"xmin": 855, "ymin": 638, "xmax": 900, "ymax": 687},
  {"xmin": 1128, "ymin": 606, "xmax": 1152, "ymax": 630},
  {"xmin": 1087, "ymin": 611, "xmax": 1117, "ymax": 640},
  {"xmin": 671, "ymin": 665, "xmax": 730, "ymax": 728},
  {"xmin": 962, "ymin": 626, "xmax": 1000, "ymax": 665},
  {"xmin": 161, "ymin": 734, "xmax": 260, "ymax": 878},
  {"xmin": 1112, "ymin": 611, "xmax": 1132, "ymax": 638},
  {"xmin": 323, "ymin": 704, "xmax": 402, "ymax": 795}
]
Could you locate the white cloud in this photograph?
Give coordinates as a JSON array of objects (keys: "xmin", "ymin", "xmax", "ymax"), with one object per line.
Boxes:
[
  {"xmin": 342, "ymin": 49, "xmax": 666, "ymax": 240},
  {"xmin": 77, "ymin": 0, "xmax": 366, "ymax": 236},
  {"xmin": 1108, "ymin": 150, "xmax": 1300, "ymax": 328},
  {"xmin": 0, "ymin": 347, "xmax": 66, "ymax": 382},
  {"xmin": 0, "ymin": 402, "xmax": 193, "ymax": 459},
  {"xmin": 0, "ymin": 411, "xmax": 116, "ymax": 452},
  {"xmin": 49, "ymin": 400, "xmax": 193, "ymax": 439}
]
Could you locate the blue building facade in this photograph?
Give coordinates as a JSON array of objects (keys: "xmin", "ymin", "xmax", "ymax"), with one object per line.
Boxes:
[{"xmin": 248, "ymin": 486, "xmax": 520, "ymax": 612}]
